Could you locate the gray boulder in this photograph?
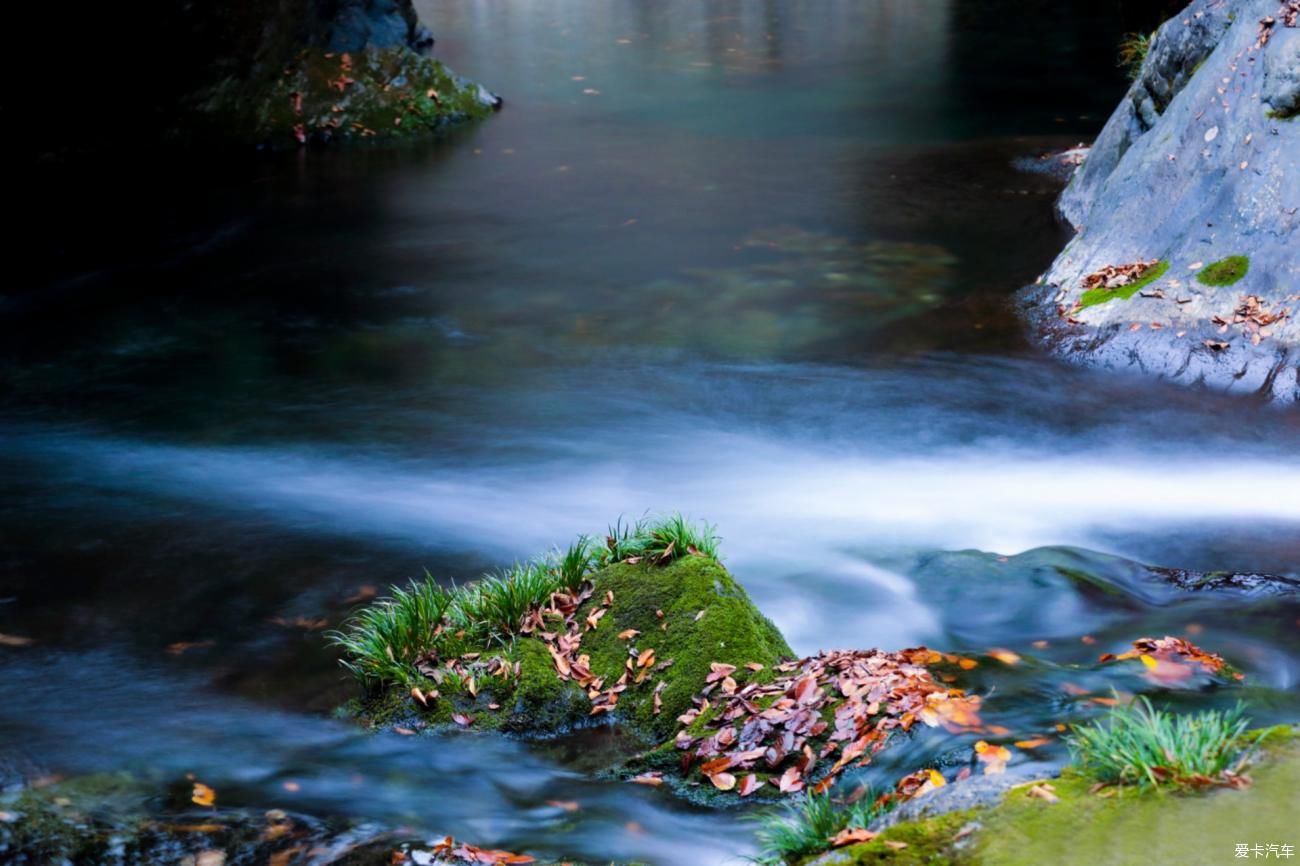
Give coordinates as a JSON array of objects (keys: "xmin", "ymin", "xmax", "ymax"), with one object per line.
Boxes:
[{"xmin": 1021, "ymin": 0, "xmax": 1300, "ymax": 404}]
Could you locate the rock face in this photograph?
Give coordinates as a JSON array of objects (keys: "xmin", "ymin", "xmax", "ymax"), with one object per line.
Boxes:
[{"xmin": 1021, "ymin": 0, "xmax": 1300, "ymax": 404}]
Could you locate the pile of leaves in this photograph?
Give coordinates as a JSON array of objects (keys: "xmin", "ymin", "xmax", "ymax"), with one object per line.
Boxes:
[
  {"xmin": 1098, "ymin": 636, "xmax": 1244, "ymax": 686},
  {"xmin": 398, "ymin": 836, "xmax": 534, "ymax": 864},
  {"xmin": 670, "ymin": 648, "xmax": 984, "ymax": 796},
  {"xmin": 1081, "ymin": 260, "xmax": 1160, "ymax": 292},
  {"xmin": 1258, "ymin": 1, "xmax": 1300, "ymax": 48},
  {"xmin": 1211, "ymin": 295, "xmax": 1290, "ymax": 346},
  {"xmin": 524, "ymin": 583, "xmax": 671, "ymax": 718}
]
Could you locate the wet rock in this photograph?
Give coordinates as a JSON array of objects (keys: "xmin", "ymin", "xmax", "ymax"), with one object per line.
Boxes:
[
  {"xmin": 1021, "ymin": 0, "xmax": 1300, "ymax": 404},
  {"xmin": 1263, "ymin": 28, "xmax": 1300, "ymax": 117},
  {"xmin": 871, "ymin": 767, "xmax": 1052, "ymax": 830}
]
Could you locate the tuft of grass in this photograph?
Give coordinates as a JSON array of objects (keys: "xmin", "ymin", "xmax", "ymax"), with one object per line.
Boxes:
[
  {"xmin": 551, "ymin": 535, "xmax": 596, "ymax": 593},
  {"xmin": 452, "ymin": 561, "xmax": 561, "ymax": 642},
  {"xmin": 644, "ymin": 513, "xmax": 720, "ymax": 562},
  {"xmin": 598, "ymin": 513, "xmax": 721, "ymax": 566},
  {"xmin": 751, "ymin": 790, "xmax": 890, "ymax": 865},
  {"xmin": 1077, "ymin": 260, "xmax": 1169, "ymax": 310},
  {"xmin": 326, "ymin": 576, "xmax": 453, "ymax": 686},
  {"xmin": 1067, "ymin": 696, "xmax": 1253, "ymax": 790},
  {"xmin": 1195, "ymin": 255, "xmax": 1250, "ymax": 287},
  {"xmin": 330, "ymin": 515, "xmax": 724, "ymax": 689},
  {"xmin": 1118, "ymin": 31, "xmax": 1153, "ymax": 81}
]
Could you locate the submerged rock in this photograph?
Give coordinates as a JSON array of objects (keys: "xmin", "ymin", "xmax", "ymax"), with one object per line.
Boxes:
[{"xmin": 1021, "ymin": 0, "xmax": 1300, "ymax": 403}]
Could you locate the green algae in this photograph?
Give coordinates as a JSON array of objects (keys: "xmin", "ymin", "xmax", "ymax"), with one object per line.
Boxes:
[
  {"xmin": 1076, "ymin": 260, "xmax": 1169, "ymax": 310},
  {"xmin": 1195, "ymin": 255, "xmax": 1250, "ymax": 287}
]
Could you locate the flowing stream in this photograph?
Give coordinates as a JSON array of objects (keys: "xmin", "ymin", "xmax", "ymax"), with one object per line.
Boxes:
[{"xmin": 4, "ymin": 1, "xmax": 1299, "ymax": 864}]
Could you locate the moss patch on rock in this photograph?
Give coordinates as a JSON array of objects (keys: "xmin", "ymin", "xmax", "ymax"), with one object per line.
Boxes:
[
  {"xmin": 201, "ymin": 47, "xmax": 496, "ymax": 148},
  {"xmin": 347, "ymin": 555, "xmax": 793, "ymax": 744},
  {"xmin": 1077, "ymin": 260, "xmax": 1169, "ymax": 310},
  {"xmin": 1195, "ymin": 255, "xmax": 1250, "ymax": 287},
  {"xmin": 791, "ymin": 727, "xmax": 1298, "ymax": 866}
]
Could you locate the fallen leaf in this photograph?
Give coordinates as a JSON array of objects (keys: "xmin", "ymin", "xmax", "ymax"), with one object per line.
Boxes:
[
  {"xmin": 738, "ymin": 774, "xmax": 762, "ymax": 797},
  {"xmin": 884, "ymin": 841, "xmax": 909, "ymax": 850},
  {"xmin": 191, "ymin": 783, "xmax": 216, "ymax": 807},
  {"xmin": 1014, "ymin": 737, "xmax": 1053, "ymax": 750},
  {"xmin": 546, "ymin": 800, "xmax": 580, "ymax": 812},
  {"xmin": 831, "ymin": 828, "xmax": 879, "ymax": 847},
  {"xmin": 1027, "ymin": 783, "xmax": 1060, "ymax": 804},
  {"xmin": 630, "ymin": 772, "xmax": 663, "ymax": 786},
  {"xmin": 617, "ymin": 629, "xmax": 640, "ymax": 640},
  {"xmin": 0, "ymin": 633, "xmax": 35, "ymax": 647},
  {"xmin": 452, "ymin": 713, "xmax": 475, "ymax": 727},
  {"xmin": 988, "ymin": 648, "xmax": 1021, "ymax": 666},
  {"xmin": 709, "ymin": 772, "xmax": 737, "ymax": 791}
]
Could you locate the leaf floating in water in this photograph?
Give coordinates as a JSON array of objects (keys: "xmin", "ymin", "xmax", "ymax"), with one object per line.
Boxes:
[
  {"xmin": 546, "ymin": 800, "xmax": 580, "ymax": 812},
  {"xmin": 987, "ymin": 648, "xmax": 1021, "ymax": 666},
  {"xmin": 191, "ymin": 782, "xmax": 216, "ymax": 807},
  {"xmin": 0, "ymin": 633, "xmax": 35, "ymax": 647},
  {"xmin": 974, "ymin": 740, "xmax": 1012, "ymax": 775}
]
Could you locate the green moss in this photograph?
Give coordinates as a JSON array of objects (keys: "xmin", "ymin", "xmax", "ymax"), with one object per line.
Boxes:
[
  {"xmin": 1076, "ymin": 260, "xmax": 1169, "ymax": 310},
  {"xmin": 795, "ymin": 809, "xmax": 978, "ymax": 865},
  {"xmin": 352, "ymin": 556, "xmax": 793, "ymax": 744},
  {"xmin": 578, "ymin": 556, "xmax": 793, "ymax": 742},
  {"xmin": 1195, "ymin": 255, "xmax": 1250, "ymax": 287}
]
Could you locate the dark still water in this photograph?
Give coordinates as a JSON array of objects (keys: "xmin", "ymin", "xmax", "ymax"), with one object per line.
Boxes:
[{"xmin": 3, "ymin": 2, "xmax": 1298, "ymax": 864}]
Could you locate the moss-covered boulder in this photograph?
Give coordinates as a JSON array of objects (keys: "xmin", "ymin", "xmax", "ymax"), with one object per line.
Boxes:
[
  {"xmin": 794, "ymin": 726, "xmax": 1299, "ymax": 866},
  {"xmin": 348, "ymin": 554, "xmax": 794, "ymax": 745}
]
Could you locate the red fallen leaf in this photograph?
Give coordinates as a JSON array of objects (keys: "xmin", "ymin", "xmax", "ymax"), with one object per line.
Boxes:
[
  {"xmin": 629, "ymin": 772, "xmax": 663, "ymax": 786},
  {"xmin": 777, "ymin": 765, "xmax": 804, "ymax": 793},
  {"xmin": 737, "ymin": 774, "xmax": 762, "ymax": 797},
  {"xmin": 700, "ymin": 756, "xmax": 733, "ymax": 777},
  {"xmin": 831, "ymin": 828, "xmax": 879, "ymax": 847},
  {"xmin": 452, "ymin": 713, "xmax": 475, "ymax": 727},
  {"xmin": 708, "ymin": 772, "xmax": 736, "ymax": 791},
  {"xmin": 792, "ymin": 674, "xmax": 819, "ymax": 704}
]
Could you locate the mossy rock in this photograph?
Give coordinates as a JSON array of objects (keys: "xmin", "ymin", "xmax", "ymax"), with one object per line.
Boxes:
[
  {"xmin": 198, "ymin": 46, "xmax": 497, "ymax": 148},
  {"xmin": 796, "ymin": 726, "xmax": 1300, "ymax": 866},
  {"xmin": 352, "ymin": 556, "xmax": 794, "ymax": 744}
]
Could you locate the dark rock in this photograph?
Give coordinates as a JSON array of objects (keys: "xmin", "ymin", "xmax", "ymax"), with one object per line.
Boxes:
[
  {"xmin": 1021, "ymin": 0, "xmax": 1300, "ymax": 404},
  {"xmin": 315, "ymin": 0, "xmax": 428, "ymax": 54}
]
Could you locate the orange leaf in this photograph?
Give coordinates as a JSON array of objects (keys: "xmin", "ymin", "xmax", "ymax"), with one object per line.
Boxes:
[
  {"xmin": 831, "ymin": 828, "xmax": 879, "ymax": 847},
  {"xmin": 191, "ymin": 783, "xmax": 216, "ymax": 807},
  {"xmin": 617, "ymin": 629, "xmax": 640, "ymax": 640}
]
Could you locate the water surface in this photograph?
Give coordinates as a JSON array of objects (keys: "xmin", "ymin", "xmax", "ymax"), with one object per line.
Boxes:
[{"xmin": 4, "ymin": 2, "xmax": 1298, "ymax": 864}]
